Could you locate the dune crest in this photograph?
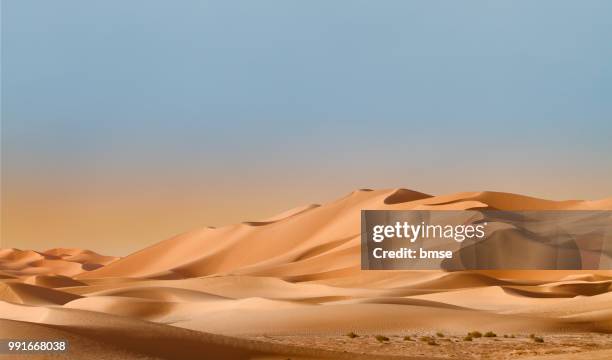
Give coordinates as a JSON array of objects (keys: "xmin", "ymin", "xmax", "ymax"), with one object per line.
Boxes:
[
  {"xmin": 75, "ymin": 188, "xmax": 612, "ymax": 280},
  {"xmin": 0, "ymin": 248, "xmax": 119, "ymax": 277}
]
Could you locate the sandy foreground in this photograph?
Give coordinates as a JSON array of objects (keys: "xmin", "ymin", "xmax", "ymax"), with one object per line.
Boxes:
[{"xmin": 1, "ymin": 189, "xmax": 612, "ymax": 359}]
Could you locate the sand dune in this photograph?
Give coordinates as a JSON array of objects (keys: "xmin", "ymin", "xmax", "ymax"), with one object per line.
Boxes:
[
  {"xmin": 0, "ymin": 282, "xmax": 81, "ymax": 305},
  {"xmin": 89, "ymin": 286, "xmax": 230, "ymax": 302},
  {"xmin": 23, "ymin": 274, "xmax": 87, "ymax": 288},
  {"xmin": 0, "ymin": 248, "xmax": 119, "ymax": 277},
  {"xmin": 2, "ymin": 188, "xmax": 612, "ymax": 359},
  {"xmin": 76, "ymin": 189, "xmax": 612, "ymax": 280}
]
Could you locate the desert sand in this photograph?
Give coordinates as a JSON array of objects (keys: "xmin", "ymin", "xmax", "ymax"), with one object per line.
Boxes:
[{"xmin": 1, "ymin": 189, "xmax": 612, "ymax": 359}]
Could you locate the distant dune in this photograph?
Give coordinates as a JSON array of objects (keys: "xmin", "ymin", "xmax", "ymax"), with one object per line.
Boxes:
[
  {"xmin": 0, "ymin": 248, "xmax": 118, "ymax": 278},
  {"xmin": 1, "ymin": 189, "xmax": 612, "ymax": 359}
]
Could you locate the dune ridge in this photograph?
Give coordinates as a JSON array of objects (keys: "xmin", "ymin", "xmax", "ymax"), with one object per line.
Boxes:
[
  {"xmin": 0, "ymin": 248, "xmax": 119, "ymax": 277},
  {"xmin": 75, "ymin": 189, "xmax": 612, "ymax": 280}
]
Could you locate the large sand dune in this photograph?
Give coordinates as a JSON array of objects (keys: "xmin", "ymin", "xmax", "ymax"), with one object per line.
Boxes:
[{"xmin": 1, "ymin": 189, "xmax": 612, "ymax": 359}]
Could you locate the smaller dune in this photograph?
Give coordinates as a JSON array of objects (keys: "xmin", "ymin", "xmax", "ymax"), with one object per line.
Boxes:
[
  {"xmin": 504, "ymin": 281, "xmax": 612, "ymax": 298},
  {"xmin": 0, "ymin": 282, "xmax": 82, "ymax": 305},
  {"xmin": 0, "ymin": 248, "xmax": 119, "ymax": 277},
  {"xmin": 64, "ymin": 296, "xmax": 180, "ymax": 321},
  {"xmin": 89, "ymin": 286, "xmax": 229, "ymax": 302},
  {"xmin": 411, "ymin": 285, "xmax": 562, "ymax": 311},
  {"xmin": 407, "ymin": 271, "xmax": 516, "ymax": 290},
  {"xmin": 23, "ymin": 274, "xmax": 87, "ymax": 288},
  {"xmin": 1, "ymin": 249, "xmax": 44, "ymax": 263},
  {"xmin": 330, "ymin": 296, "xmax": 469, "ymax": 310}
]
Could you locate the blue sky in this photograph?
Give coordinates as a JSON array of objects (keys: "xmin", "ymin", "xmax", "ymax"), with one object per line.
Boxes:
[{"xmin": 2, "ymin": 1, "xmax": 611, "ymax": 252}]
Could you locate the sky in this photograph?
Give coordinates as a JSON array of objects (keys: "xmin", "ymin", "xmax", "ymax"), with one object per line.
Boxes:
[{"xmin": 2, "ymin": 1, "xmax": 612, "ymax": 255}]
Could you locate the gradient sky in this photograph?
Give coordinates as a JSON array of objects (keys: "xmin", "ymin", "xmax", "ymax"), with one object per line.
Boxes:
[{"xmin": 2, "ymin": 1, "xmax": 612, "ymax": 255}]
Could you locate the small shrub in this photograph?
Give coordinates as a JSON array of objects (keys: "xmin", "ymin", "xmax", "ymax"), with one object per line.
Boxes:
[
  {"xmin": 346, "ymin": 331, "xmax": 358, "ymax": 338},
  {"xmin": 436, "ymin": 332, "xmax": 445, "ymax": 338},
  {"xmin": 427, "ymin": 340, "xmax": 439, "ymax": 346},
  {"xmin": 511, "ymin": 335, "xmax": 516, "ymax": 338},
  {"xmin": 529, "ymin": 334, "xmax": 536, "ymax": 339},
  {"xmin": 533, "ymin": 336, "xmax": 544, "ymax": 343},
  {"xmin": 484, "ymin": 331, "xmax": 497, "ymax": 338},
  {"xmin": 503, "ymin": 334, "xmax": 508, "ymax": 338},
  {"xmin": 375, "ymin": 335, "xmax": 389, "ymax": 342},
  {"xmin": 420, "ymin": 336, "xmax": 433, "ymax": 342},
  {"xmin": 403, "ymin": 336, "xmax": 413, "ymax": 341},
  {"xmin": 468, "ymin": 331, "xmax": 482, "ymax": 338},
  {"xmin": 463, "ymin": 336, "xmax": 473, "ymax": 341}
]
